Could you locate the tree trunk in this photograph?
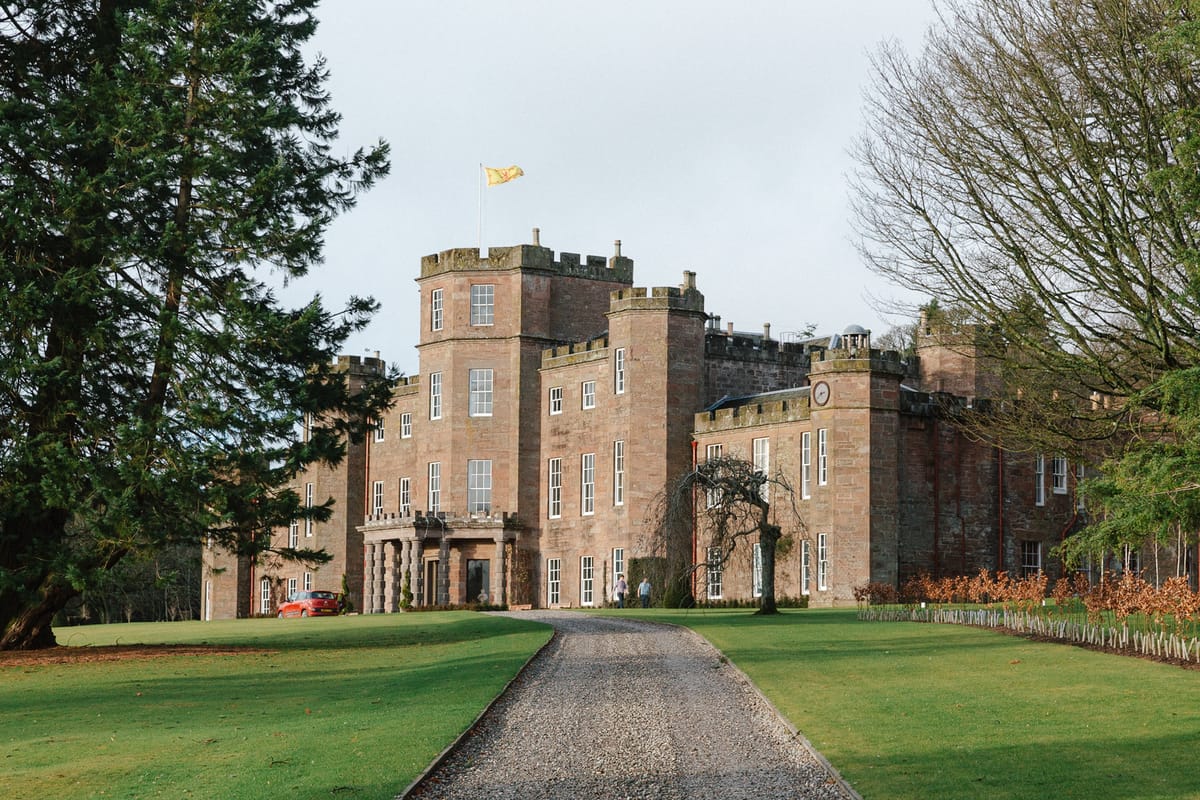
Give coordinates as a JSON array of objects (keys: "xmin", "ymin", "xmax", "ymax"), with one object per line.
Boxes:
[
  {"xmin": 0, "ymin": 579, "xmax": 78, "ymax": 650},
  {"xmin": 758, "ymin": 523, "xmax": 781, "ymax": 615}
]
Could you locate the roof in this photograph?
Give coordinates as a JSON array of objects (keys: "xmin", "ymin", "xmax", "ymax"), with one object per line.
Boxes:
[{"xmin": 704, "ymin": 385, "xmax": 811, "ymax": 412}]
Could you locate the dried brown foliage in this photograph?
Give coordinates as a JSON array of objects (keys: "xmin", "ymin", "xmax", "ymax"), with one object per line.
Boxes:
[
  {"xmin": 853, "ymin": 582, "xmax": 899, "ymax": 605},
  {"xmin": 860, "ymin": 569, "xmax": 1200, "ymax": 628}
]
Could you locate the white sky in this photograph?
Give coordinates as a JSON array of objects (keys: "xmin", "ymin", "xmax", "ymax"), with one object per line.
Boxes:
[{"xmin": 289, "ymin": 1, "xmax": 937, "ymax": 376}]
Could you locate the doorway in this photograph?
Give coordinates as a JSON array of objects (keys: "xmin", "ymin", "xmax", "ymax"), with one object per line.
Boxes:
[
  {"xmin": 467, "ymin": 559, "xmax": 490, "ymax": 604},
  {"xmin": 425, "ymin": 560, "xmax": 439, "ymax": 607}
]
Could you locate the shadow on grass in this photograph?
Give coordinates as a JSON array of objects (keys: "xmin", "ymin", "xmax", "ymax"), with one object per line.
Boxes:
[
  {"xmin": 53, "ymin": 610, "xmax": 550, "ymax": 654},
  {"xmin": 57, "ymin": 652, "xmax": 526, "ymax": 715},
  {"xmin": 641, "ymin": 607, "xmax": 1200, "ymax": 800},
  {"xmin": 5, "ymin": 624, "xmax": 551, "ymax": 800},
  {"xmin": 843, "ymin": 729, "xmax": 1200, "ymax": 800}
]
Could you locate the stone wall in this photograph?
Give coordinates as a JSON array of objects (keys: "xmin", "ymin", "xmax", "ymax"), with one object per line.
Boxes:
[
  {"xmin": 207, "ymin": 238, "xmax": 1100, "ymax": 619},
  {"xmin": 534, "ymin": 277, "xmax": 707, "ymax": 607},
  {"xmin": 703, "ymin": 332, "xmax": 812, "ymax": 406}
]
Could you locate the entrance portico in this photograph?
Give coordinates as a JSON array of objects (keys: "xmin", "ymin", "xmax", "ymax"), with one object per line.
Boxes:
[{"xmin": 360, "ymin": 511, "xmax": 520, "ymax": 612}]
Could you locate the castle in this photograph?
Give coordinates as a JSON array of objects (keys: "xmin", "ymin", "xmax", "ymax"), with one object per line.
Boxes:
[{"xmin": 201, "ymin": 234, "xmax": 1085, "ymax": 618}]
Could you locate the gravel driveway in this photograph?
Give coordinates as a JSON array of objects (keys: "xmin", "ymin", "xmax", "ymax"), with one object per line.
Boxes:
[{"xmin": 403, "ymin": 611, "xmax": 858, "ymax": 800}]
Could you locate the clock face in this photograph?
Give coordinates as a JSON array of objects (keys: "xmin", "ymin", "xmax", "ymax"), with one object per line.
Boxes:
[{"xmin": 812, "ymin": 381, "xmax": 830, "ymax": 406}]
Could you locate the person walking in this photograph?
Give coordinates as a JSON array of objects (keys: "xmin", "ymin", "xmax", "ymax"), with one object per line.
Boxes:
[
  {"xmin": 638, "ymin": 577, "xmax": 651, "ymax": 608},
  {"xmin": 613, "ymin": 574, "xmax": 628, "ymax": 608}
]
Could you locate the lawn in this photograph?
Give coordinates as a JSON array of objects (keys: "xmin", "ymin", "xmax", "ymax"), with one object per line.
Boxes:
[
  {"xmin": 1, "ymin": 613, "xmax": 551, "ymax": 800},
  {"xmin": 8, "ymin": 608, "xmax": 1200, "ymax": 800},
  {"xmin": 615, "ymin": 607, "xmax": 1200, "ymax": 800}
]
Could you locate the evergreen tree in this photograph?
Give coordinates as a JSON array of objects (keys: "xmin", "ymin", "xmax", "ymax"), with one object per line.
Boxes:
[
  {"xmin": 1065, "ymin": 368, "xmax": 1200, "ymax": 566},
  {"xmin": 0, "ymin": 1, "xmax": 392, "ymax": 649}
]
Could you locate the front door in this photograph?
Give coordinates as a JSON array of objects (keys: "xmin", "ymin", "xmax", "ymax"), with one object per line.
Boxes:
[
  {"xmin": 425, "ymin": 559, "xmax": 439, "ymax": 607},
  {"xmin": 467, "ymin": 559, "xmax": 490, "ymax": 604}
]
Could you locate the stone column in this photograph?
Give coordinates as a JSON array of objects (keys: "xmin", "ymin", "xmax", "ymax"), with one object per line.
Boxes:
[
  {"xmin": 364, "ymin": 543, "xmax": 377, "ymax": 614},
  {"xmin": 384, "ymin": 541, "xmax": 398, "ymax": 612},
  {"xmin": 438, "ymin": 535, "xmax": 451, "ymax": 606},
  {"xmin": 399, "ymin": 539, "xmax": 412, "ymax": 609},
  {"xmin": 373, "ymin": 543, "xmax": 386, "ymax": 613},
  {"xmin": 494, "ymin": 538, "xmax": 507, "ymax": 606},
  {"xmin": 414, "ymin": 539, "xmax": 425, "ymax": 607}
]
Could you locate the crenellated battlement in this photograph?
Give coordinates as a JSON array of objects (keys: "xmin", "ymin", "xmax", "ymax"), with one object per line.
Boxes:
[
  {"xmin": 360, "ymin": 509, "xmax": 522, "ymax": 530},
  {"xmin": 811, "ymin": 347, "xmax": 910, "ymax": 376},
  {"xmin": 704, "ymin": 331, "xmax": 814, "ymax": 365},
  {"xmin": 393, "ymin": 373, "xmax": 420, "ymax": 397},
  {"xmin": 334, "ymin": 355, "xmax": 386, "ymax": 375},
  {"xmin": 702, "ymin": 322, "xmax": 815, "ymax": 402},
  {"xmin": 899, "ymin": 387, "xmax": 977, "ymax": 416},
  {"xmin": 541, "ymin": 335, "xmax": 610, "ymax": 368},
  {"xmin": 420, "ymin": 243, "xmax": 634, "ymax": 284},
  {"xmin": 694, "ymin": 387, "xmax": 811, "ymax": 433},
  {"xmin": 608, "ymin": 285, "xmax": 705, "ymax": 315}
]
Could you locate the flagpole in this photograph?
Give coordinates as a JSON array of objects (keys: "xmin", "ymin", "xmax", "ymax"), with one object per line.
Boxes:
[{"xmin": 477, "ymin": 165, "xmax": 522, "ymax": 257}]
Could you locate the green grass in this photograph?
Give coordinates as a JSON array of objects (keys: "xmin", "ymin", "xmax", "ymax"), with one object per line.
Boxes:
[
  {"xmin": 1, "ymin": 613, "xmax": 551, "ymax": 800},
  {"xmin": 603, "ymin": 607, "xmax": 1200, "ymax": 800},
  {"xmin": 11, "ymin": 608, "xmax": 1200, "ymax": 800}
]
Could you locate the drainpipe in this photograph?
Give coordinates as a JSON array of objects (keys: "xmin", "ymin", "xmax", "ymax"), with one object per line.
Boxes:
[{"xmin": 1059, "ymin": 511, "xmax": 1078, "ymax": 545}]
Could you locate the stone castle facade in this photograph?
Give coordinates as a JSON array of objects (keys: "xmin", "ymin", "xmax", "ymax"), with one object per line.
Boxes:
[{"xmin": 201, "ymin": 235, "xmax": 1085, "ymax": 618}]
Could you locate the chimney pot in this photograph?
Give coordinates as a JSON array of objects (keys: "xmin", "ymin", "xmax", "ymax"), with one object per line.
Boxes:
[
  {"xmin": 613, "ymin": 239, "xmax": 621, "ymax": 257},
  {"xmin": 532, "ymin": 227, "xmax": 540, "ymax": 246}
]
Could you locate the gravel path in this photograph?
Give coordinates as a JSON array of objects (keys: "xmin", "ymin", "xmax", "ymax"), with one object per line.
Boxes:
[{"xmin": 403, "ymin": 611, "xmax": 857, "ymax": 800}]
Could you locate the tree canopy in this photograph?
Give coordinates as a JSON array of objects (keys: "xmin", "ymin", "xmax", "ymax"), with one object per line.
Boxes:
[
  {"xmin": 1067, "ymin": 367, "xmax": 1200, "ymax": 565},
  {"xmin": 652, "ymin": 455, "xmax": 803, "ymax": 614},
  {"xmin": 0, "ymin": 1, "xmax": 392, "ymax": 649},
  {"xmin": 852, "ymin": 0, "xmax": 1200, "ymax": 437},
  {"xmin": 853, "ymin": 0, "xmax": 1200, "ymax": 561}
]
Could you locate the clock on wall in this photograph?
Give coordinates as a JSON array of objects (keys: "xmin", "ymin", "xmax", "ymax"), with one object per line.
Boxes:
[{"xmin": 812, "ymin": 381, "xmax": 830, "ymax": 406}]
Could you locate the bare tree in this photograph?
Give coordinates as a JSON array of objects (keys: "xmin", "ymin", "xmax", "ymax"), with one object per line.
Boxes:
[
  {"xmin": 649, "ymin": 456, "xmax": 804, "ymax": 615},
  {"xmin": 852, "ymin": 0, "xmax": 1200, "ymax": 452}
]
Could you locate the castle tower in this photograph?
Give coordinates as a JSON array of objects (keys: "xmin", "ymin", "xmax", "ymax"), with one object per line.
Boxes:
[
  {"xmin": 915, "ymin": 310, "xmax": 1000, "ymax": 401},
  {"xmin": 535, "ymin": 270, "xmax": 707, "ymax": 607},
  {"xmin": 411, "ymin": 239, "xmax": 633, "ymax": 520},
  {"xmin": 359, "ymin": 236, "xmax": 635, "ymax": 610},
  {"xmin": 806, "ymin": 333, "xmax": 906, "ymax": 602},
  {"xmin": 604, "ymin": 271, "xmax": 707, "ymax": 520}
]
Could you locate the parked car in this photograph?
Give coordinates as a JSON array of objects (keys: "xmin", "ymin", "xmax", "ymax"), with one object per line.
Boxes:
[{"xmin": 277, "ymin": 590, "xmax": 340, "ymax": 618}]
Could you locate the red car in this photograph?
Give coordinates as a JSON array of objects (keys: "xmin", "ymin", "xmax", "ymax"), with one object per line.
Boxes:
[{"xmin": 277, "ymin": 590, "xmax": 340, "ymax": 618}]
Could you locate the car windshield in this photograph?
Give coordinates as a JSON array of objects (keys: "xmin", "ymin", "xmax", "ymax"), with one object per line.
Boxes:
[{"xmin": 309, "ymin": 591, "xmax": 337, "ymax": 600}]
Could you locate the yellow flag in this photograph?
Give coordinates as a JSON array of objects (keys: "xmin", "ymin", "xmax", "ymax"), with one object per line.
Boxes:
[{"xmin": 484, "ymin": 165, "xmax": 524, "ymax": 186}]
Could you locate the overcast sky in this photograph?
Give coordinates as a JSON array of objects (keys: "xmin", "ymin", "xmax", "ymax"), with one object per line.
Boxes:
[{"xmin": 289, "ymin": 1, "xmax": 938, "ymax": 375}]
